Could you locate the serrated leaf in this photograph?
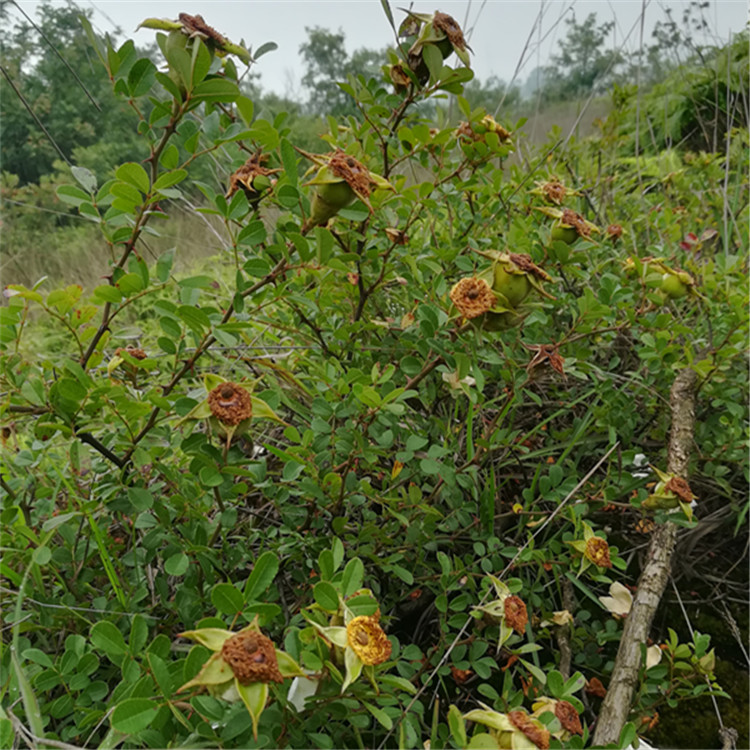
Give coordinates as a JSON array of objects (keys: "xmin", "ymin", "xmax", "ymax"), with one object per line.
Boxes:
[
  {"xmin": 253, "ymin": 41, "xmax": 277, "ymax": 60},
  {"xmin": 211, "ymin": 583, "xmax": 244, "ymax": 615}
]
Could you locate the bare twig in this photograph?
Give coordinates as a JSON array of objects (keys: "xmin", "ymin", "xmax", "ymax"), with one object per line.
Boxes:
[{"xmin": 592, "ymin": 367, "xmax": 697, "ymax": 746}]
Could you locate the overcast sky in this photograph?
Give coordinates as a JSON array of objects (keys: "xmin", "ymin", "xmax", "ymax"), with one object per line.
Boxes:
[{"xmin": 12, "ymin": 1, "xmax": 748, "ymax": 96}]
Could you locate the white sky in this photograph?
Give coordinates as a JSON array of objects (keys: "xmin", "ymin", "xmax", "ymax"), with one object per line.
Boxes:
[{"xmin": 11, "ymin": 1, "xmax": 749, "ymax": 96}]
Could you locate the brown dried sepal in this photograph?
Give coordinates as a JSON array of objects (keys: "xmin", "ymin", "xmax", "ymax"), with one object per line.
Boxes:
[
  {"xmin": 208, "ymin": 382, "xmax": 253, "ymax": 426},
  {"xmin": 178, "ymin": 13, "xmax": 227, "ymax": 47},
  {"xmin": 561, "ymin": 209, "xmax": 591, "ymax": 238},
  {"xmin": 542, "ymin": 181, "xmax": 567, "ymax": 205},
  {"xmin": 509, "ymin": 253, "xmax": 552, "ymax": 282},
  {"xmin": 433, "ymin": 12, "xmax": 469, "ymax": 51},
  {"xmin": 504, "ymin": 595, "xmax": 528, "ymax": 634},
  {"xmin": 221, "ymin": 631, "xmax": 283, "ymax": 685},
  {"xmin": 665, "ymin": 476, "xmax": 694, "ymax": 504},
  {"xmin": 585, "ymin": 537, "xmax": 612, "ymax": 568},
  {"xmin": 555, "ymin": 700, "xmax": 583, "ymax": 735},
  {"xmin": 226, "ymin": 153, "xmax": 279, "ymax": 199},
  {"xmin": 449, "ymin": 278, "xmax": 496, "ymax": 319},
  {"xmin": 328, "ymin": 150, "xmax": 371, "ymax": 200},
  {"xmin": 115, "ymin": 346, "xmax": 147, "ymax": 360},
  {"xmin": 508, "ymin": 711, "xmax": 551, "ymax": 750},
  {"xmin": 524, "ymin": 343, "xmax": 565, "ymax": 377}
]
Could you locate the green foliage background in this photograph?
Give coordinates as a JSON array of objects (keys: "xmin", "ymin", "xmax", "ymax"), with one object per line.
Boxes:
[{"xmin": 1, "ymin": 3, "xmax": 747, "ymax": 749}]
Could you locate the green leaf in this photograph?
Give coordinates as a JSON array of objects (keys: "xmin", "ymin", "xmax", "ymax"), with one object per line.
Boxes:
[
  {"xmin": 448, "ymin": 704, "xmax": 467, "ymax": 748},
  {"xmin": 110, "ymin": 698, "xmax": 159, "ymax": 734},
  {"xmin": 243, "ymin": 551, "xmax": 279, "ymax": 602},
  {"xmin": 0, "ymin": 718, "xmax": 13, "ymax": 750},
  {"xmin": 165, "ymin": 552, "xmax": 189, "ymax": 576},
  {"xmin": 280, "ymin": 138, "xmax": 298, "ymax": 186},
  {"xmin": 313, "ymin": 581, "xmax": 339, "ymax": 612},
  {"xmin": 341, "ymin": 558, "xmax": 364, "ymax": 598},
  {"xmin": 115, "ymin": 163, "xmax": 150, "ymax": 194},
  {"xmin": 57, "ymin": 184, "xmax": 90, "ymax": 206},
  {"xmin": 72, "ymin": 166, "xmax": 97, "ymax": 193},
  {"xmin": 422, "ymin": 44, "xmax": 443, "ymax": 83},
  {"xmin": 363, "ymin": 700, "xmax": 393, "ymax": 730},
  {"xmin": 236, "ymin": 95, "xmax": 254, "ymax": 126},
  {"xmin": 211, "ymin": 583, "xmax": 244, "ymax": 615},
  {"xmin": 90, "ymin": 622, "xmax": 127, "ymax": 660},
  {"xmin": 128, "ymin": 58, "xmax": 156, "ymax": 97},
  {"xmin": 92, "ymin": 284, "xmax": 123, "ymax": 304},
  {"xmin": 191, "ymin": 78, "xmax": 240, "ymax": 102},
  {"xmin": 253, "ymin": 41, "xmax": 278, "ymax": 60},
  {"xmin": 153, "ymin": 170, "xmax": 188, "ymax": 191}
]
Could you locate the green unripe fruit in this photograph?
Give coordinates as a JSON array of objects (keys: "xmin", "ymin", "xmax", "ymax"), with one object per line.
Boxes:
[
  {"xmin": 551, "ymin": 225, "xmax": 578, "ymax": 245},
  {"xmin": 660, "ymin": 273, "xmax": 689, "ymax": 299},
  {"xmin": 482, "ymin": 310, "xmax": 522, "ymax": 331},
  {"xmin": 309, "ymin": 181, "xmax": 355, "ymax": 226},
  {"xmin": 436, "ymin": 37, "xmax": 454, "ymax": 59},
  {"xmin": 493, "ymin": 264, "xmax": 531, "ymax": 307}
]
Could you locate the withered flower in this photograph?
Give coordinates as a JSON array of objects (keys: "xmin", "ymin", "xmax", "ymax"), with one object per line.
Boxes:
[
  {"xmin": 226, "ymin": 152, "xmax": 280, "ymax": 201},
  {"xmin": 585, "ymin": 677, "xmax": 607, "ymax": 698},
  {"xmin": 585, "ymin": 537, "xmax": 612, "ymax": 569},
  {"xmin": 457, "ymin": 115, "xmax": 512, "ymax": 144},
  {"xmin": 503, "ymin": 595, "xmax": 528, "ymax": 634},
  {"xmin": 509, "ymin": 710, "xmax": 551, "ymax": 750},
  {"xmin": 178, "ymin": 623, "xmax": 303, "ymax": 740},
  {"xmin": 208, "ymin": 382, "xmax": 253, "ymax": 426},
  {"xmin": 433, "ymin": 12, "xmax": 469, "ymax": 53},
  {"xmin": 664, "ymin": 476, "xmax": 694, "ymax": 504},
  {"xmin": 561, "ymin": 208, "xmax": 593, "ymax": 238},
  {"xmin": 606, "ymin": 223, "xmax": 623, "ymax": 241},
  {"xmin": 555, "ymin": 700, "xmax": 583, "ymax": 736},
  {"xmin": 178, "ymin": 13, "xmax": 227, "ymax": 47},
  {"xmin": 115, "ymin": 346, "xmax": 147, "ymax": 360},
  {"xmin": 137, "ymin": 13, "xmax": 250, "ymax": 63},
  {"xmin": 221, "ymin": 630, "xmax": 284, "ymax": 685},
  {"xmin": 346, "ymin": 615, "xmax": 392, "ymax": 665},
  {"xmin": 523, "ymin": 343, "xmax": 565, "ymax": 377},
  {"xmin": 449, "ymin": 278, "xmax": 497, "ymax": 319}
]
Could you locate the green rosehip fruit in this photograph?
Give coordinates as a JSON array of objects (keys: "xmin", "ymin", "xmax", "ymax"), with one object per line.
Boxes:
[
  {"xmin": 482, "ymin": 310, "xmax": 522, "ymax": 331},
  {"xmin": 660, "ymin": 273, "xmax": 689, "ymax": 299},
  {"xmin": 551, "ymin": 225, "xmax": 578, "ymax": 245},
  {"xmin": 493, "ymin": 264, "xmax": 531, "ymax": 307},
  {"xmin": 309, "ymin": 181, "xmax": 355, "ymax": 226}
]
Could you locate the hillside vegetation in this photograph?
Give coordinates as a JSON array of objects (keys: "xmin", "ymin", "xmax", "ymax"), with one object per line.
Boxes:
[{"xmin": 1, "ymin": 3, "xmax": 747, "ymax": 749}]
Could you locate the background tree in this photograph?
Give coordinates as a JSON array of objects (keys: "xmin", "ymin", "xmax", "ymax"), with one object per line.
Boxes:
[{"xmin": 541, "ymin": 12, "xmax": 623, "ymax": 102}]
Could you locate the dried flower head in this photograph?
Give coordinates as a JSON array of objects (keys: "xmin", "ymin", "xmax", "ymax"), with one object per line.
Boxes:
[
  {"xmin": 606, "ymin": 223, "xmax": 623, "ymax": 240},
  {"xmin": 504, "ymin": 595, "xmax": 528, "ymax": 634},
  {"xmin": 665, "ymin": 476, "xmax": 694, "ymax": 504},
  {"xmin": 542, "ymin": 181, "xmax": 567, "ymax": 204},
  {"xmin": 555, "ymin": 700, "xmax": 583, "ymax": 735},
  {"xmin": 509, "ymin": 710, "xmax": 551, "ymax": 750},
  {"xmin": 220, "ymin": 630, "xmax": 283, "ymax": 685},
  {"xmin": 115, "ymin": 346, "xmax": 147, "ymax": 360},
  {"xmin": 208, "ymin": 382, "xmax": 253, "ymax": 426},
  {"xmin": 433, "ymin": 11, "xmax": 468, "ymax": 51},
  {"xmin": 346, "ymin": 616, "xmax": 392, "ymax": 666},
  {"xmin": 561, "ymin": 208, "xmax": 592, "ymax": 238},
  {"xmin": 585, "ymin": 536, "xmax": 612, "ymax": 568},
  {"xmin": 524, "ymin": 343, "xmax": 565, "ymax": 377},
  {"xmin": 226, "ymin": 152, "xmax": 279, "ymax": 200},
  {"xmin": 178, "ymin": 13, "xmax": 227, "ymax": 46},
  {"xmin": 449, "ymin": 278, "xmax": 496, "ymax": 319},
  {"xmin": 585, "ymin": 677, "xmax": 607, "ymax": 698},
  {"xmin": 329, "ymin": 150, "xmax": 372, "ymax": 200},
  {"xmin": 457, "ymin": 116, "xmax": 511, "ymax": 144}
]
